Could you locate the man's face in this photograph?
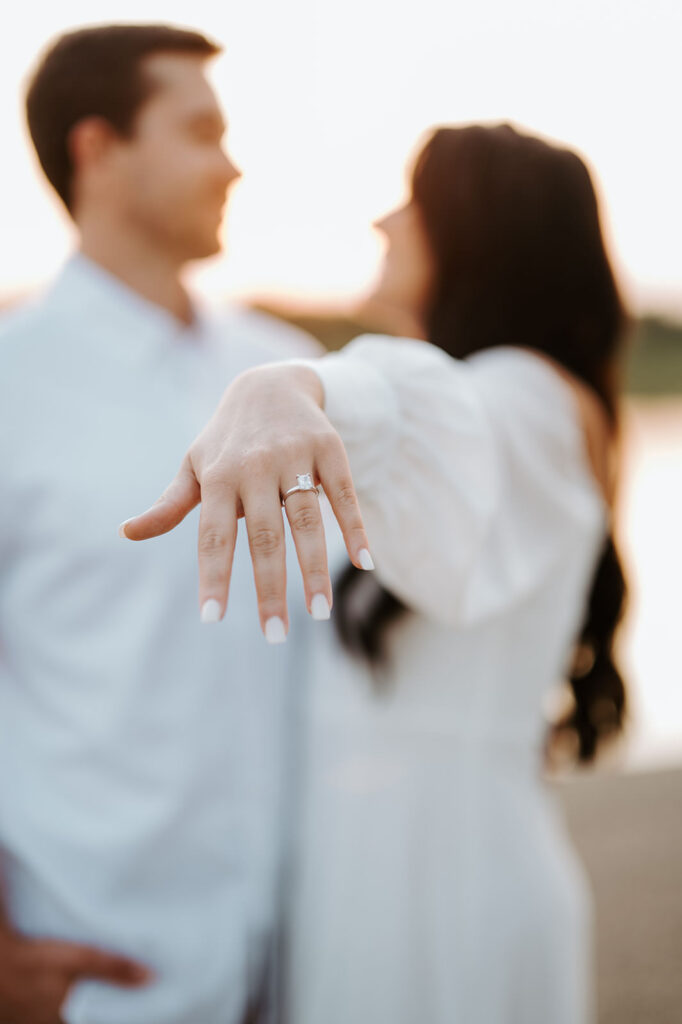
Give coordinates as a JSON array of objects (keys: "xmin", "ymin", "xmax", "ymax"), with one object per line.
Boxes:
[{"xmin": 109, "ymin": 54, "xmax": 239, "ymax": 263}]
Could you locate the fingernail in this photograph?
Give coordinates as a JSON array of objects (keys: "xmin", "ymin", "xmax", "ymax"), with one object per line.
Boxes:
[
  {"xmin": 201, "ymin": 599, "xmax": 222, "ymax": 624},
  {"xmin": 358, "ymin": 548, "xmax": 375, "ymax": 571},
  {"xmin": 310, "ymin": 594, "xmax": 331, "ymax": 621},
  {"xmin": 265, "ymin": 616, "xmax": 286, "ymax": 644},
  {"xmin": 118, "ymin": 520, "xmax": 131, "ymax": 539}
]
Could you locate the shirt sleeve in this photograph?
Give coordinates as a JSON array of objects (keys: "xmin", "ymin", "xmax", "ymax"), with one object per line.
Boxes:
[{"xmin": 305, "ymin": 334, "xmax": 606, "ymax": 627}]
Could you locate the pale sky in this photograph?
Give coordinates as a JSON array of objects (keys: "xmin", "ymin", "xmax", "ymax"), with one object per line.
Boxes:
[{"xmin": 2, "ymin": 0, "xmax": 681, "ymax": 315}]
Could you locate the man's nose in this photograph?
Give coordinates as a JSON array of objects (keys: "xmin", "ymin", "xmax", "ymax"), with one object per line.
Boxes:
[{"xmin": 221, "ymin": 151, "xmax": 242, "ymax": 187}]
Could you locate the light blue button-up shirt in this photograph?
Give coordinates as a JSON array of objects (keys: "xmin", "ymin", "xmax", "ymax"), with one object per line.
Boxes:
[{"xmin": 0, "ymin": 256, "xmax": 320, "ymax": 1024}]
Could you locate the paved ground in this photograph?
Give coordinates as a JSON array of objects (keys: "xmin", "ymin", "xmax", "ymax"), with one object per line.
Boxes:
[{"xmin": 554, "ymin": 766, "xmax": 682, "ymax": 1024}]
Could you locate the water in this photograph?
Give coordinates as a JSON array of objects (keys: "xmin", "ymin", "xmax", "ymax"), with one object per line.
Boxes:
[{"xmin": 616, "ymin": 398, "xmax": 682, "ymax": 770}]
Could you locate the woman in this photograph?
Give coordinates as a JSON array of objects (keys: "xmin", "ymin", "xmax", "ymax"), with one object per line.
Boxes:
[{"xmin": 122, "ymin": 124, "xmax": 628, "ymax": 1023}]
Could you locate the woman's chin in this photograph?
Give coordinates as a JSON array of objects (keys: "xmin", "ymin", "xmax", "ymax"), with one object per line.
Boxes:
[{"xmin": 357, "ymin": 293, "xmax": 426, "ymax": 339}]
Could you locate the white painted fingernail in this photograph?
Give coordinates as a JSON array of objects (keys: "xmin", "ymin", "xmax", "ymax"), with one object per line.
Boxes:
[
  {"xmin": 358, "ymin": 548, "xmax": 375, "ymax": 571},
  {"xmin": 201, "ymin": 599, "xmax": 222, "ymax": 624},
  {"xmin": 310, "ymin": 594, "xmax": 331, "ymax": 621},
  {"xmin": 118, "ymin": 520, "xmax": 131, "ymax": 539},
  {"xmin": 265, "ymin": 616, "xmax": 287, "ymax": 644}
]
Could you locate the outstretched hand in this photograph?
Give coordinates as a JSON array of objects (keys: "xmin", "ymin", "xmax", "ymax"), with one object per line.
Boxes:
[{"xmin": 120, "ymin": 363, "xmax": 373, "ymax": 641}]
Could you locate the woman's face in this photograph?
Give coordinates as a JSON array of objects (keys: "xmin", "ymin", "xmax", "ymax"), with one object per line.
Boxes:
[{"xmin": 370, "ymin": 199, "xmax": 436, "ymax": 332}]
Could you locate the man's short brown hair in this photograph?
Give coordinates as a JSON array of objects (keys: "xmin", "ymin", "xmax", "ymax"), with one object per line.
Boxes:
[{"xmin": 25, "ymin": 23, "xmax": 221, "ymax": 211}]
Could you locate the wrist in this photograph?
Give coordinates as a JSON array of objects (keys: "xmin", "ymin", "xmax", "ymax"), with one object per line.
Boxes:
[
  {"xmin": 236, "ymin": 361, "xmax": 324, "ymax": 409},
  {"xmin": 285, "ymin": 362, "xmax": 325, "ymax": 408}
]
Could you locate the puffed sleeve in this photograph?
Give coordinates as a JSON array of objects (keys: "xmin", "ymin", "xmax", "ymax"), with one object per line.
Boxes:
[{"xmin": 307, "ymin": 335, "xmax": 607, "ymax": 627}]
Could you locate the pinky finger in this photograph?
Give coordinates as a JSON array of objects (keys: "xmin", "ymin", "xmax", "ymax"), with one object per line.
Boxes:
[{"xmin": 318, "ymin": 456, "xmax": 374, "ymax": 571}]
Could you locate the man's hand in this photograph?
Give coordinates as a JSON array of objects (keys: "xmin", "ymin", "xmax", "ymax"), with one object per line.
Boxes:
[{"xmin": 0, "ymin": 926, "xmax": 151, "ymax": 1024}]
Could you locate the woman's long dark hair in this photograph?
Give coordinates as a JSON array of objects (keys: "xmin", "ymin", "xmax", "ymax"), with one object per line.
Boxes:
[{"xmin": 335, "ymin": 124, "xmax": 628, "ymax": 763}]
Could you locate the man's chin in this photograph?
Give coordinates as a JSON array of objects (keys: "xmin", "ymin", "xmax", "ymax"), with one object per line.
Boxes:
[{"xmin": 185, "ymin": 235, "xmax": 224, "ymax": 262}]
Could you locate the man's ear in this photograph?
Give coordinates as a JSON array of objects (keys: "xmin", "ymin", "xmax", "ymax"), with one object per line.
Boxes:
[{"xmin": 67, "ymin": 116, "xmax": 118, "ymax": 175}]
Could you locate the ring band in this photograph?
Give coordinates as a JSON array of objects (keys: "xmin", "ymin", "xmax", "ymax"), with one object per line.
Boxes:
[{"xmin": 281, "ymin": 473, "xmax": 320, "ymax": 506}]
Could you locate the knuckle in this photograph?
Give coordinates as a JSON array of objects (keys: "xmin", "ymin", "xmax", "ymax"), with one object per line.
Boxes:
[
  {"xmin": 249, "ymin": 526, "xmax": 281, "ymax": 557},
  {"xmin": 289, "ymin": 505, "xmax": 320, "ymax": 533},
  {"xmin": 198, "ymin": 528, "xmax": 229, "ymax": 554},
  {"xmin": 201, "ymin": 465, "xmax": 231, "ymax": 491},
  {"xmin": 316, "ymin": 424, "xmax": 340, "ymax": 447},
  {"xmin": 258, "ymin": 588, "xmax": 283, "ymax": 608},
  {"xmin": 335, "ymin": 480, "xmax": 358, "ymax": 508},
  {"xmin": 237, "ymin": 446, "xmax": 272, "ymax": 475},
  {"xmin": 273, "ymin": 438, "xmax": 299, "ymax": 461},
  {"xmin": 307, "ymin": 568, "xmax": 330, "ymax": 589}
]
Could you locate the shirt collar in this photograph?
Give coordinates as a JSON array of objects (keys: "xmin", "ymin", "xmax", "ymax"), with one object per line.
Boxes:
[{"xmin": 46, "ymin": 253, "xmax": 214, "ymax": 352}]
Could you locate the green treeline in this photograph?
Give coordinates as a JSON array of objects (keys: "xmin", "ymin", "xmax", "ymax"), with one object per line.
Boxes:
[
  {"xmin": 625, "ymin": 316, "xmax": 682, "ymax": 395},
  {"xmin": 258, "ymin": 305, "xmax": 682, "ymax": 397}
]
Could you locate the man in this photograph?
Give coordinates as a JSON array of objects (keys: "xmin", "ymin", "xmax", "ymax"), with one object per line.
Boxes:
[{"xmin": 0, "ymin": 24, "xmax": 320, "ymax": 1024}]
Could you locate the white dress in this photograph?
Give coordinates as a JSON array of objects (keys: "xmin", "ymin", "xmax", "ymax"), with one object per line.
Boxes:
[{"xmin": 287, "ymin": 337, "xmax": 608, "ymax": 1024}]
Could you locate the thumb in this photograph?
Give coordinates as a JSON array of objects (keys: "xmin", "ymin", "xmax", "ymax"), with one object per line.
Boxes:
[
  {"xmin": 36, "ymin": 939, "xmax": 153, "ymax": 987},
  {"xmin": 120, "ymin": 455, "xmax": 200, "ymax": 540}
]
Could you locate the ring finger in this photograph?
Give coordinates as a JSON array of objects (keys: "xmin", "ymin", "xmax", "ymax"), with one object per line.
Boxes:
[{"xmin": 282, "ymin": 480, "xmax": 331, "ymax": 620}]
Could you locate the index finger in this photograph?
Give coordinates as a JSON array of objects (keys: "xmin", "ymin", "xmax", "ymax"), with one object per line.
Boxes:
[{"xmin": 196, "ymin": 475, "xmax": 239, "ymax": 623}]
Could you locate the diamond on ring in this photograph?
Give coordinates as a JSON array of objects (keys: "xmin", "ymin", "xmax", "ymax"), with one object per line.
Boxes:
[{"xmin": 281, "ymin": 472, "xmax": 320, "ymax": 506}]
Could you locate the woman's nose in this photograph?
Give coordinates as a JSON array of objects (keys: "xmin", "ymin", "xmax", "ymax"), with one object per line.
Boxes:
[{"xmin": 372, "ymin": 212, "xmax": 392, "ymax": 235}]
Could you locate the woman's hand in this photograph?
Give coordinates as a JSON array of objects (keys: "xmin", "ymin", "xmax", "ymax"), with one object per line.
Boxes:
[{"xmin": 119, "ymin": 364, "xmax": 373, "ymax": 641}]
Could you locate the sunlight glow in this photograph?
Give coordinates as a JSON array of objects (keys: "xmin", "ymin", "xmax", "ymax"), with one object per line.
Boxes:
[{"xmin": 1, "ymin": 0, "xmax": 681, "ymax": 314}]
